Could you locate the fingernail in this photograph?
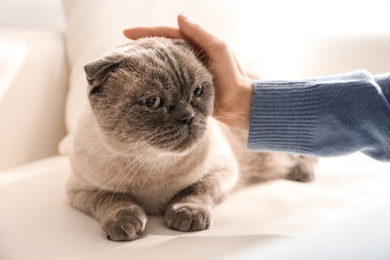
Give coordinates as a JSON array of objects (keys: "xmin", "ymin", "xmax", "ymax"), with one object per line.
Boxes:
[{"xmin": 179, "ymin": 14, "xmax": 191, "ymax": 22}]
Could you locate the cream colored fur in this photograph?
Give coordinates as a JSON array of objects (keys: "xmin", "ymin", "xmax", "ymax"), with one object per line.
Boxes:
[{"xmin": 67, "ymin": 105, "xmax": 239, "ymax": 215}]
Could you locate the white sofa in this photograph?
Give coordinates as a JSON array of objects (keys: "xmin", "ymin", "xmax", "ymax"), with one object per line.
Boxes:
[{"xmin": 1, "ymin": 1, "xmax": 390, "ymax": 259}]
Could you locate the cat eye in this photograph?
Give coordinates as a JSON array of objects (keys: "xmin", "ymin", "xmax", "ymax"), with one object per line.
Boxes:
[
  {"xmin": 192, "ymin": 85, "xmax": 204, "ymax": 97},
  {"xmin": 144, "ymin": 96, "xmax": 161, "ymax": 109}
]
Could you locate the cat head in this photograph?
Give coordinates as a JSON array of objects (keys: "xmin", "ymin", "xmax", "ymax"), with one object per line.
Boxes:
[{"xmin": 84, "ymin": 37, "xmax": 214, "ymax": 154}]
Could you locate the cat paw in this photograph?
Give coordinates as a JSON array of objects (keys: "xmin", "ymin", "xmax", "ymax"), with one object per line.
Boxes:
[
  {"xmin": 102, "ymin": 207, "xmax": 147, "ymax": 241},
  {"xmin": 286, "ymin": 156, "xmax": 317, "ymax": 182},
  {"xmin": 165, "ymin": 203, "xmax": 212, "ymax": 232}
]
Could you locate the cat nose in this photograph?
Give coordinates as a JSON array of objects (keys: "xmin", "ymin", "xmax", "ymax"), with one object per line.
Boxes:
[
  {"xmin": 175, "ymin": 102, "xmax": 194, "ymax": 125},
  {"xmin": 178, "ymin": 114, "xmax": 193, "ymax": 124}
]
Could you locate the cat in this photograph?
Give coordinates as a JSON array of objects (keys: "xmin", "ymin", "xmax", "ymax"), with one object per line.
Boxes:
[{"xmin": 67, "ymin": 37, "xmax": 317, "ymax": 241}]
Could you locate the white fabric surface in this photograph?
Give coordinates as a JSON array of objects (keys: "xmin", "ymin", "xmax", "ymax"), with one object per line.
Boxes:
[
  {"xmin": 0, "ymin": 29, "xmax": 68, "ymax": 171},
  {"xmin": 228, "ymin": 205, "xmax": 390, "ymax": 259},
  {"xmin": 1, "ymin": 154, "xmax": 390, "ymax": 259}
]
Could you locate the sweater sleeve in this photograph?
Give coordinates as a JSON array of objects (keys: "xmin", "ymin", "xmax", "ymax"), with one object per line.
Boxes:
[{"xmin": 247, "ymin": 70, "xmax": 390, "ymax": 161}]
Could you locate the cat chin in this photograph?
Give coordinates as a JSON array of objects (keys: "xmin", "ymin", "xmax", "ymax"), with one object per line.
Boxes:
[
  {"xmin": 151, "ymin": 123, "xmax": 206, "ymax": 156},
  {"xmin": 156, "ymin": 138, "xmax": 198, "ymax": 157},
  {"xmin": 158, "ymin": 146, "xmax": 195, "ymax": 157},
  {"xmin": 100, "ymin": 130, "xmax": 199, "ymax": 157}
]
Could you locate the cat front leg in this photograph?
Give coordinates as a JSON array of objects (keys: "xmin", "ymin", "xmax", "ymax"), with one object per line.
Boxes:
[
  {"xmin": 165, "ymin": 168, "xmax": 236, "ymax": 232},
  {"xmin": 67, "ymin": 188, "xmax": 147, "ymax": 241},
  {"xmin": 165, "ymin": 185, "xmax": 213, "ymax": 232}
]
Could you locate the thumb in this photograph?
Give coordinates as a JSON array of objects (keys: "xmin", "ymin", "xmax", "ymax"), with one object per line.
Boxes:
[{"xmin": 177, "ymin": 15, "xmax": 219, "ymax": 50}]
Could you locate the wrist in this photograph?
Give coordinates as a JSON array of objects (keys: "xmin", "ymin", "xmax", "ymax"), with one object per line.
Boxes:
[{"xmin": 232, "ymin": 79, "xmax": 253, "ymax": 130}]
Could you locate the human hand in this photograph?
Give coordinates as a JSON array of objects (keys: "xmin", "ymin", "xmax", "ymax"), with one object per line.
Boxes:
[{"xmin": 123, "ymin": 15, "xmax": 253, "ymax": 130}]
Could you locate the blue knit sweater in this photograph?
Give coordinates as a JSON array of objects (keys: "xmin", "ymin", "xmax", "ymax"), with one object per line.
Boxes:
[{"xmin": 247, "ymin": 70, "xmax": 390, "ymax": 161}]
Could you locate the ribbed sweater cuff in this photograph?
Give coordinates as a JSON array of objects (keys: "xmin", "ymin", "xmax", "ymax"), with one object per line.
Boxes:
[
  {"xmin": 374, "ymin": 72, "xmax": 390, "ymax": 102},
  {"xmin": 247, "ymin": 80, "xmax": 321, "ymax": 154}
]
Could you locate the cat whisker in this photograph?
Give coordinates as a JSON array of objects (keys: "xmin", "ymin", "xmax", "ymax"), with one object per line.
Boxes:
[
  {"xmin": 160, "ymin": 156, "xmax": 168, "ymax": 178},
  {"xmin": 203, "ymin": 65, "xmax": 223, "ymax": 72},
  {"xmin": 135, "ymin": 156, "xmax": 158, "ymax": 199},
  {"xmin": 134, "ymin": 133, "xmax": 174, "ymax": 197},
  {"xmin": 96, "ymin": 142, "xmax": 148, "ymax": 159},
  {"xmin": 89, "ymin": 128, "xmax": 174, "ymax": 197},
  {"xmin": 103, "ymin": 132, "xmax": 132, "ymax": 142},
  {"xmin": 116, "ymin": 147, "xmax": 158, "ymax": 203},
  {"xmin": 193, "ymin": 39, "xmax": 216, "ymax": 60},
  {"xmin": 118, "ymin": 134, "xmax": 170, "ymax": 201},
  {"xmin": 101, "ymin": 129, "xmax": 161, "ymax": 158},
  {"xmin": 108, "ymin": 145, "xmax": 158, "ymax": 207},
  {"xmin": 134, "ymin": 130, "xmax": 161, "ymax": 154},
  {"xmin": 87, "ymin": 145, "xmax": 157, "ymax": 205},
  {"xmin": 102, "ymin": 129, "xmax": 160, "ymax": 145},
  {"xmin": 86, "ymin": 143, "xmax": 150, "ymax": 181}
]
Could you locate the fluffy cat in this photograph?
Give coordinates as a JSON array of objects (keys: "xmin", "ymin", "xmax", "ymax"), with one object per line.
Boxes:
[{"xmin": 67, "ymin": 37, "xmax": 317, "ymax": 241}]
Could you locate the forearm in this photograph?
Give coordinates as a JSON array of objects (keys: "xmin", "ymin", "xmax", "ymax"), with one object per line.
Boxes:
[{"xmin": 247, "ymin": 70, "xmax": 390, "ymax": 161}]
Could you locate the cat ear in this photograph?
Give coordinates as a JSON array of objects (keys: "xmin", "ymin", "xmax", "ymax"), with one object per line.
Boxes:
[{"xmin": 83, "ymin": 54, "xmax": 124, "ymax": 85}]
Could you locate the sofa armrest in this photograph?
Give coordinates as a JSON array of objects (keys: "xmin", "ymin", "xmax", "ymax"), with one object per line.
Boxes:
[{"xmin": 0, "ymin": 29, "xmax": 68, "ymax": 171}]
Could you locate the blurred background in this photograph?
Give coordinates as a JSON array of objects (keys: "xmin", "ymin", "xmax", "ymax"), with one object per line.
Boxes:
[
  {"xmin": 1, "ymin": 0, "xmax": 389, "ymax": 33},
  {"xmin": 0, "ymin": 0, "xmax": 389, "ymax": 170},
  {"xmin": 1, "ymin": 0, "xmax": 389, "ymax": 79},
  {"xmin": 0, "ymin": 0, "xmax": 65, "ymax": 29}
]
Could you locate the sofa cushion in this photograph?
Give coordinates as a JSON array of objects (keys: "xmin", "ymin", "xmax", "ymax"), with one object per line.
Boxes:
[{"xmin": 0, "ymin": 29, "xmax": 67, "ymax": 170}]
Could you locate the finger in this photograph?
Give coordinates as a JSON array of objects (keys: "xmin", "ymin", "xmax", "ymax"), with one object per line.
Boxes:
[
  {"xmin": 123, "ymin": 26, "xmax": 184, "ymax": 40},
  {"xmin": 177, "ymin": 14, "xmax": 221, "ymax": 50}
]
